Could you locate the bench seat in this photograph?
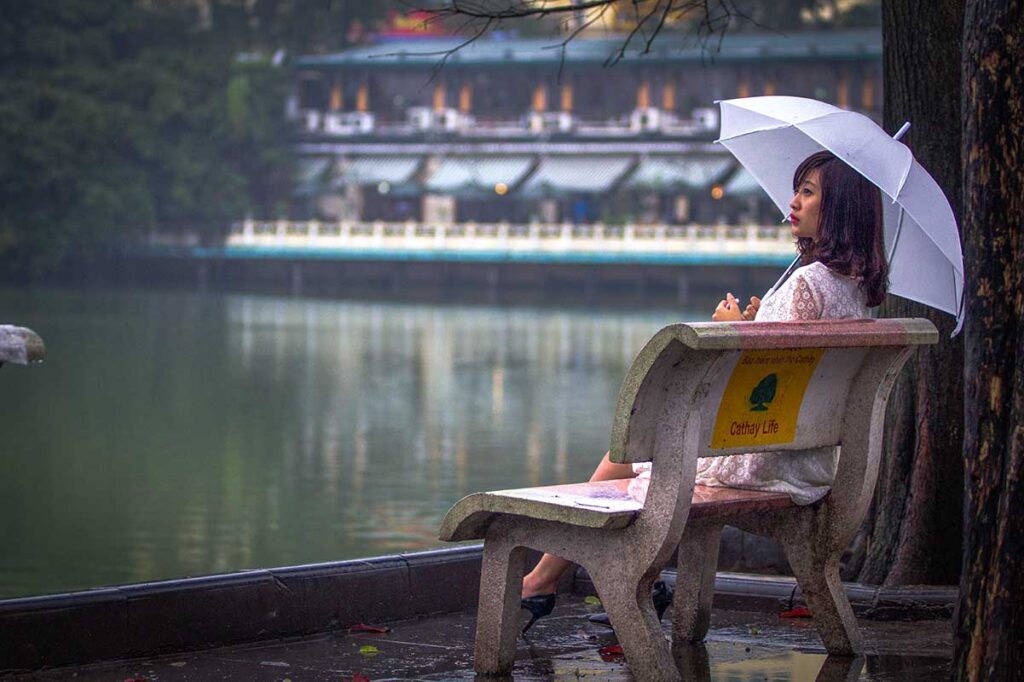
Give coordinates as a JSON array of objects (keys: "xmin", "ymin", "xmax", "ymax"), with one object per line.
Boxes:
[{"xmin": 440, "ymin": 480, "xmax": 796, "ymax": 541}]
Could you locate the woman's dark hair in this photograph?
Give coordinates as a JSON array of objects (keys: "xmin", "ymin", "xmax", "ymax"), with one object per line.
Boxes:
[{"xmin": 793, "ymin": 151, "xmax": 889, "ymax": 307}]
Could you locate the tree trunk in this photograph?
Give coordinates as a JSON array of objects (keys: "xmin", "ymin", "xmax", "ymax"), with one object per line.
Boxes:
[
  {"xmin": 848, "ymin": 0, "xmax": 965, "ymax": 586},
  {"xmin": 954, "ymin": 0, "xmax": 1024, "ymax": 678}
]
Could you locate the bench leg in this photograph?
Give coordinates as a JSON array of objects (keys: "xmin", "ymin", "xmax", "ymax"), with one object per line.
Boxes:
[
  {"xmin": 779, "ymin": 538, "xmax": 862, "ymax": 656},
  {"xmin": 671, "ymin": 522, "xmax": 721, "ymax": 645},
  {"xmin": 672, "ymin": 642, "xmax": 711, "ymax": 680},
  {"xmin": 473, "ymin": 541, "xmax": 528, "ymax": 676},
  {"xmin": 593, "ymin": 572, "xmax": 680, "ymax": 682},
  {"xmin": 815, "ymin": 654, "xmax": 865, "ymax": 681}
]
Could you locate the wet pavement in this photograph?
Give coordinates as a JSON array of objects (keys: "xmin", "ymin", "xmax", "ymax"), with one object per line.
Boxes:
[{"xmin": 9, "ymin": 593, "xmax": 951, "ymax": 681}]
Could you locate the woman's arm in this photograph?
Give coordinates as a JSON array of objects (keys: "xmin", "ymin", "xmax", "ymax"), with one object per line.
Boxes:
[
  {"xmin": 742, "ymin": 296, "xmax": 761, "ymax": 321},
  {"xmin": 766, "ymin": 273, "xmax": 823, "ymax": 321},
  {"xmin": 712, "ymin": 292, "xmax": 743, "ymax": 321},
  {"xmin": 713, "ymin": 293, "xmax": 762, "ymax": 322}
]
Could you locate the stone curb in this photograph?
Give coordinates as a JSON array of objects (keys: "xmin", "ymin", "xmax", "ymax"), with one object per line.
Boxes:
[{"xmin": 574, "ymin": 568, "xmax": 957, "ymax": 620}]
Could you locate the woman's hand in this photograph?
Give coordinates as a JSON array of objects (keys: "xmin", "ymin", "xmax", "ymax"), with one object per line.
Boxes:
[
  {"xmin": 712, "ymin": 293, "xmax": 744, "ymax": 321},
  {"xmin": 742, "ymin": 296, "xmax": 761, "ymax": 321}
]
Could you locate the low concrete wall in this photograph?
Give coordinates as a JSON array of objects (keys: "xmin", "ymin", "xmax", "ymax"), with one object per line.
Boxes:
[{"xmin": 0, "ymin": 546, "xmax": 487, "ymax": 672}]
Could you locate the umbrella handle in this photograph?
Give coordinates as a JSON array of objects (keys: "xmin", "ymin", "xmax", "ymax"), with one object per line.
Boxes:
[{"xmin": 763, "ymin": 256, "xmax": 801, "ymax": 303}]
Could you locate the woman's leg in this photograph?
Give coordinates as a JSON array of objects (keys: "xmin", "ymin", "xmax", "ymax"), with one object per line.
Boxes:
[{"xmin": 521, "ymin": 452, "xmax": 636, "ymax": 598}]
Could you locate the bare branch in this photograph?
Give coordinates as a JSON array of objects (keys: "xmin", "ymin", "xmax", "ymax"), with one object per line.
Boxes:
[
  {"xmin": 422, "ymin": 0, "xmax": 620, "ymax": 21},
  {"xmin": 394, "ymin": 0, "xmax": 775, "ymax": 76},
  {"xmin": 605, "ymin": 0, "xmax": 665, "ymax": 66},
  {"xmin": 375, "ymin": 4, "xmax": 499, "ymax": 81},
  {"xmin": 646, "ymin": 0, "xmax": 674, "ymax": 55},
  {"xmin": 544, "ymin": 3, "xmax": 612, "ymax": 83},
  {"xmin": 428, "ymin": 16, "xmax": 495, "ymax": 80}
]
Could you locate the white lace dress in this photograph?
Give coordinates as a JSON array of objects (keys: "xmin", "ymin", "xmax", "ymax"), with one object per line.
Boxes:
[{"xmin": 628, "ymin": 261, "xmax": 870, "ymax": 505}]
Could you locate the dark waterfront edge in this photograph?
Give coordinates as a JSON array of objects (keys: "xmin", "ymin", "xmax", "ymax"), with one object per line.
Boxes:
[
  {"xmin": 27, "ymin": 253, "xmax": 785, "ymax": 310},
  {"xmin": 0, "ymin": 545, "xmax": 484, "ymax": 674},
  {"xmin": 0, "ymin": 544, "xmax": 956, "ymax": 674}
]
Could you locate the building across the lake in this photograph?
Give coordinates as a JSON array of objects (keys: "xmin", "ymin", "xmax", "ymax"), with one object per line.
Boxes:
[{"xmin": 284, "ymin": 28, "xmax": 882, "ymax": 228}]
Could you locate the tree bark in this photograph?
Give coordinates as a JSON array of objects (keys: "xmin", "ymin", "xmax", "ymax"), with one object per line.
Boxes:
[
  {"xmin": 849, "ymin": 0, "xmax": 965, "ymax": 586},
  {"xmin": 955, "ymin": 0, "xmax": 1024, "ymax": 678}
]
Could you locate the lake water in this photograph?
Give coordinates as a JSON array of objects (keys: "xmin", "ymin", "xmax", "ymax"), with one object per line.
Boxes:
[{"xmin": 0, "ymin": 287, "xmax": 700, "ymax": 598}]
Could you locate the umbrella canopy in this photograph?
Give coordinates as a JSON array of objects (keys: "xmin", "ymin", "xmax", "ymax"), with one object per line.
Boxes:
[{"xmin": 716, "ymin": 96, "xmax": 964, "ymax": 333}]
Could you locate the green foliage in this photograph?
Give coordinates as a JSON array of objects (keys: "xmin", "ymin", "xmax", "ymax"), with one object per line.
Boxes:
[
  {"xmin": 749, "ymin": 373, "xmax": 777, "ymax": 411},
  {"xmin": 0, "ymin": 0, "xmax": 388, "ymax": 277},
  {"xmin": 226, "ymin": 75, "xmax": 252, "ymax": 134}
]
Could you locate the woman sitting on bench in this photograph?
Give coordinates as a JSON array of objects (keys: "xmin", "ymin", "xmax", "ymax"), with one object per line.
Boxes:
[{"xmin": 519, "ymin": 150, "xmax": 890, "ymax": 626}]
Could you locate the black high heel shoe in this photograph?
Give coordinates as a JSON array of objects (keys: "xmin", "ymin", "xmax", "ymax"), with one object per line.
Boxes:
[
  {"xmin": 586, "ymin": 580, "xmax": 674, "ymax": 627},
  {"xmin": 652, "ymin": 579, "xmax": 674, "ymax": 619},
  {"xmin": 520, "ymin": 593, "xmax": 556, "ymax": 633}
]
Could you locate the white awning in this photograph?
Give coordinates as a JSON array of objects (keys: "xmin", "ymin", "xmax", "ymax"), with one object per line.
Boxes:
[
  {"xmin": 625, "ymin": 156, "xmax": 732, "ymax": 190},
  {"xmin": 723, "ymin": 167, "xmax": 768, "ymax": 197},
  {"xmin": 334, "ymin": 156, "xmax": 421, "ymax": 187},
  {"xmin": 520, "ymin": 155, "xmax": 634, "ymax": 195},
  {"xmin": 425, "ymin": 156, "xmax": 534, "ymax": 193},
  {"xmin": 294, "ymin": 157, "xmax": 331, "ymax": 196}
]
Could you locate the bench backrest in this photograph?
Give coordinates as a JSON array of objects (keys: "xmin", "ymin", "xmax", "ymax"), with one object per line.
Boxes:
[{"xmin": 609, "ymin": 318, "xmax": 936, "ymax": 547}]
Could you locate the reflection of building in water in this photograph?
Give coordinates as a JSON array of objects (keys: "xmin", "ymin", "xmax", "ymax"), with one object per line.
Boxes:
[
  {"xmin": 228, "ymin": 298, "xmax": 683, "ymax": 509},
  {"xmin": 712, "ymin": 650, "xmax": 831, "ymax": 680},
  {"xmin": 287, "ymin": 29, "xmax": 880, "ymax": 228}
]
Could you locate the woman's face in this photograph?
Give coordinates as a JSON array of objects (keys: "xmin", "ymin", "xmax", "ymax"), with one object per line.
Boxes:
[{"xmin": 789, "ymin": 169, "xmax": 822, "ymax": 240}]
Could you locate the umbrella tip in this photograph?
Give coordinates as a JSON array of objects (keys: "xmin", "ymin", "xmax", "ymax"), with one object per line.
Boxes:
[{"xmin": 893, "ymin": 122, "xmax": 911, "ymax": 141}]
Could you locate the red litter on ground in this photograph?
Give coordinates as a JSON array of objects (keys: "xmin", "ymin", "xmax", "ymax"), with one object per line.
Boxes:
[
  {"xmin": 780, "ymin": 606, "xmax": 813, "ymax": 618},
  {"xmin": 598, "ymin": 644, "xmax": 625, "ymax": 661}
]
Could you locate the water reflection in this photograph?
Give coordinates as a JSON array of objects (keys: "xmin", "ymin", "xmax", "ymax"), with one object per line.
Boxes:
[
  {"xmin": 0, "ymin": 288, "xmax": 692, "ymax": 597},
  {"xmin": 491, "ymin": 646, "xmax": 863, "ymax": 681}
]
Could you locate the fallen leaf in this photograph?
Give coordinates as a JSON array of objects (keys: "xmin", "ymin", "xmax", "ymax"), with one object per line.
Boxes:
[
  {"xmin": 598, "ymin": 644, "xmax": 625, "ymax": 662},
  {"xmin": 780, "ymin": 606, "xmax": 813, "ymax": 618},
  {"xmin": 348, "ymin": 623, "xmax": 390, "ymax": 634},
  {"xmin": 749, "ymin": 627, "xmax": 760, "ymax": 635},
  {"xmin": 584, "ymin": 596, "xmax": 602, "ymax": 606},
  {"xmin": 358, "ymin": 645, "xmax": 380, "ymax": 657}
]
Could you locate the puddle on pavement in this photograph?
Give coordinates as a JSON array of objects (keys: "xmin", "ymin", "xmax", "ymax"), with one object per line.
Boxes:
[{"xmin": 11, "ymin": 595, "xmax": 952, "ymax": 681}]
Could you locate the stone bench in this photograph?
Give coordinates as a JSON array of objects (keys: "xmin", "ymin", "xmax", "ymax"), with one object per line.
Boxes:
[
  {"xmin": 0, "ymin": 325, "xmax": 45, "ymax": 367},
  {"xmin": 440, "ymin": 318, "xmax": 937, "ymax": 680}
]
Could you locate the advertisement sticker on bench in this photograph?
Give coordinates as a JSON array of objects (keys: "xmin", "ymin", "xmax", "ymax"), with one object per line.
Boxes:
[{"xmin": 711, "ymin": 348, "xmax": 825, "ymax": 449}]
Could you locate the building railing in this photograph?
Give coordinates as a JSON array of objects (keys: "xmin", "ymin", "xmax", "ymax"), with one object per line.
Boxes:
[
  {"xmin": 296, "ymin": 106, "xmax": 720, "ymax": 139},
  {"xmin": 222, "ymin": 220, "xmax": 795, "ymax": 257}
]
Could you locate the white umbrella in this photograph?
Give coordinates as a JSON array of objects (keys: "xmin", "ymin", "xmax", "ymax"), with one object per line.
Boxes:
[{"xmin": 716, "ymin": 96, "xmax": 965, "ymax": 334}]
